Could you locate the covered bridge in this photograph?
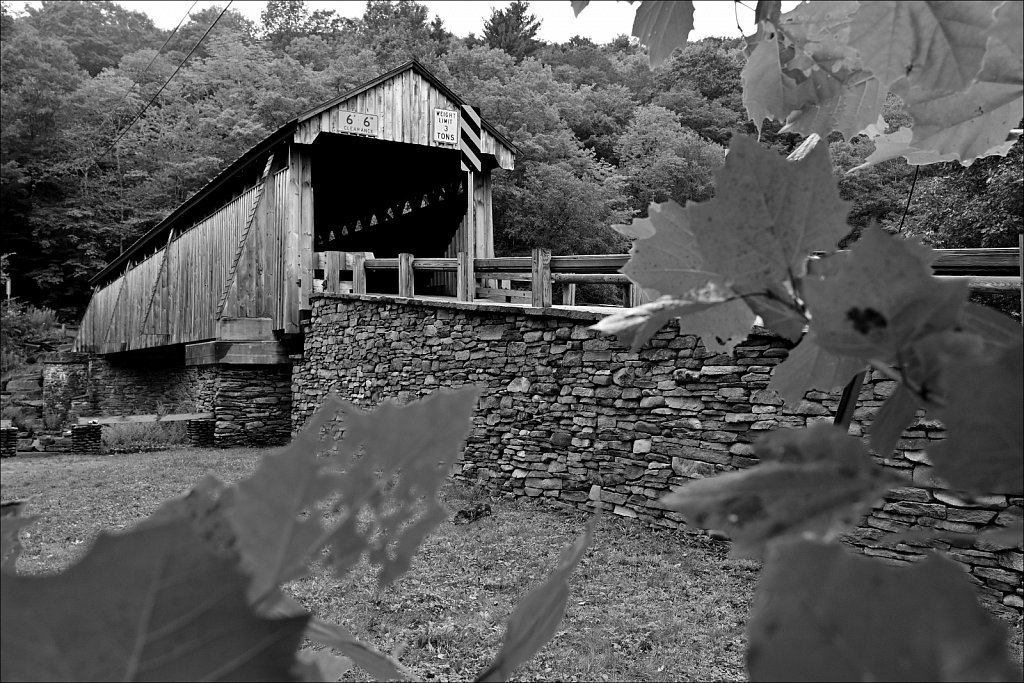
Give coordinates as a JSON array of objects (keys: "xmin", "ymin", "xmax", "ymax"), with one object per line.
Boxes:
[{"xmin": 74, "ymin": 60, "xmax": 516, "ymax": 360}]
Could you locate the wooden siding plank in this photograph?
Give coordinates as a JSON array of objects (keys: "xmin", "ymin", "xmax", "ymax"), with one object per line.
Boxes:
[
  {"xmin": 299, "ymin": 147, "xmax": 314, "ymax": 315},
  {"xmin": 275, "ymin": 169, "xmax": 287, "ymax": 325},
  {"xmin": 284, "ymin": 144, "xmax": 302, "ymax": 333}
]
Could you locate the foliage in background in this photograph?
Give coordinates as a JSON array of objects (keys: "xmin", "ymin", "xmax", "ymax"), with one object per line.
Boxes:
[
  {"xmin": 3, "ymin": 0, "xmax": 1019, "ymax": 317},
  {"xmin": 480, "ymin": 0, "xmax": 541, "ymax": 63},
  {"xmin": 0, "ymin": 299, "xmax": 64, "ymax": 383}
]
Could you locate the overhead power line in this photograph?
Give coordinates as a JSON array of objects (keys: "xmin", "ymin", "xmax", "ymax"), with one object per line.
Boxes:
[
  {"xmin": 108, "ymin": 0, "xmax": 199, "ymax": 123},
  {"xmin": 101, "ymin": 1, "xmax": 234, "ymax": 160}
]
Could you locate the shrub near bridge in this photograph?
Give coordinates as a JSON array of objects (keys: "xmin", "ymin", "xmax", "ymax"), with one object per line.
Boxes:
[{"xmin": 1, "ymin": 1, "xmax": 1023, "ymax": 681}]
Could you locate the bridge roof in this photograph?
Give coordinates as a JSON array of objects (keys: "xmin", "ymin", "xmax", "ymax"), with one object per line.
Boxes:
[{"xmin": 91, "ymin": 60, "xmax": 517, "ymax": 287}]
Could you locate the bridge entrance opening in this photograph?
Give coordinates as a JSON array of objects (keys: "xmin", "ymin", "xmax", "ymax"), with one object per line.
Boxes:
[{"xmin": 311, "ymin": 133, "xmax": 466, "ymax": 296}]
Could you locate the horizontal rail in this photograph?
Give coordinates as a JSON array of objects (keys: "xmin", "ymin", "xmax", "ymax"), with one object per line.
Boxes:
[
  {"xmin": 351, "ymin": 249, "xmax": 1021, "ymax": 277},
  {"xmin": 319, "ymin": 244, "xmax": 1021, "ymax": 309},
  {"xmin": 552, "ymin": 273, "xmax": 631, "ymax": 284},
  {"xmin": 935, "ymin": 275, "xmax": 1021, "ymax": 291},
  {"xmin": 477, "ymin": 272, "xmax": 533, "ymax": 281},
  {"xmin": 931, "ymin": 248, "xmax": 1020, "ymax": 275},
  {"xmin": 364, "ymin": 258, "xmax": 457, "ymax": 271},
  {"xmin": 475, "ymin": 255, "xmax": 633, "ymax": 273},
  {"xmin": 364, "ymin": 258, "xmax": 397, "ymax": 270}
]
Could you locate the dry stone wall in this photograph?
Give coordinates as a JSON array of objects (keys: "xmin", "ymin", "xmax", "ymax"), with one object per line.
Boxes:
[
  {"xmin": 213, "ymin": 366, "xmax": 291, "ymax": 447},
  {"xmin": 73, "ymin": 348, "xmax": 200, "ymax": 417},
  {"xmin": 294, "ymin": 293, "xmax": 1023, "ymax": 619},
  {"xmin": 41, "ymin": 352, "xmax": 290, "ymax": 448}
]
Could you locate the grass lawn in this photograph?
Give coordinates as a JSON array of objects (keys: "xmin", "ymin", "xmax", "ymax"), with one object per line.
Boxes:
[
  {"xmin": 3, "ymin": 448, "xmax": 1021, "ymax": 681},
  {"xmin": 1, "ymin": 447, "xmax": 756, "ymax": 681}
]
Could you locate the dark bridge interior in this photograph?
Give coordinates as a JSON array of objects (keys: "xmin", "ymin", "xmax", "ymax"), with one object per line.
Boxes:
[
  {"xmin": 312, "ymin": 134, "xmax": 466, "ymax": 256},
  {"xmin": 311, "ymin": 134, "xmax": 467, "ymax": 294}
]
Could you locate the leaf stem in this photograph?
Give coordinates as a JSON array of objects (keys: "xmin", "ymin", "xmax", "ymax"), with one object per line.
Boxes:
[
  {"xmin": 739, "ymin": 288, "xmax": 810, "ymax": 323},
  {"xmin": 868, "ymin": 358, "xmax": 947, "ymax": 410},
  {"xmin": 833, "ymin": 369, "xmax": 867, "ymax": 430}
]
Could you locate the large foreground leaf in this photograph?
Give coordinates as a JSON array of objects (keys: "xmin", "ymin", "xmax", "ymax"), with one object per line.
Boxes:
[
  {"xmin": 631, "ymin": 0, "xmax": 694, "ymax": 67},
  {"xmin": 741, "ymin": 26, "xmax": 789, "ymax": 131},
  {"xmin": 867, "ymin": 304, "xmax": 1022, "ymax": 458},
  {"xmin": 226, "ymin": 396, "xmax": 345, "ymax": 603},
  {"xmin": 864, "ymin": 69, "xmax": 1023, "ymax": 167},
  {"xmin": 325, "ymin": 387, "xmax": 481, "ymax": 586},
  {"xmin": 687, "ymin": 135, "xmax": 850, "ymax": 295},
  {"xmin": 476, "ymin": 515, "xmax": 598, "ymax": 682},
  {"xmin": 959, "ymin": 301, "xmax": 1024, "ymax": 348},
  {"xmin": 748, "ymin": 540, "xmax": 1020, "ymax": 681},
  {"xmin": 767, "ymin": 334, "xmax": 865, "ymax": 407},
  {"xmin": 869, "ymin": 383, "xmax": 920, "ymax": 457},
  {"xmin": 590, "ymin": 289, "xmax": 754, "ymax": 354},
  {"xmin": 292, "ymin": 650, "xmax": 351, "ymax": 682},
  {"xmin": 853, "ymin": 1, "xmax": 1022, "ymax": 167},
  {"xmin": 846, "ymin": 1, "xmax": 999, "ymax": 92},
  {"xmin": 0, "ymin": 502, "xmax": 36, "ymax": 571},
  {"xmin": 900, "ymin": 62, "xmax": 1023, "ymax": 164},
  {"xmin": 662, "ymin": 425, "xmax": 900, "ymax": 558},
  {"xmin": 744, "ymin": 4, "xmax": 886, "ymax": 139},
  {"xmin": 618, "ymin": 200, "xmax": 721, "ymax": 299},
  {"xmin": 929, "ymin": 339, "xmax": 1024, "ymax": 495},
  {"xmin": 0, "ymin": 519, "xmax": 307, "ymax": 682},
  {"xmin": 614, "ymin": 201, "xmax": 757, "ymax": 353},
  {"xmin": 305, "ymin": 618, "xmax": 412, "ymax": 681},
  {"xmin": 804, "ymin": 227, "xmax": 968, "ymax": 363}
]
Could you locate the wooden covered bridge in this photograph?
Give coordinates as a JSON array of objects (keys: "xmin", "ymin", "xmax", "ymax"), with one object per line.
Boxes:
[
  {"xmin": 66, "ymin": 60, "xmax": 1021, "ymax": 444},
  {"xmin": 74, "ymin": 60, "xmax": 517, "ymax": 361}
]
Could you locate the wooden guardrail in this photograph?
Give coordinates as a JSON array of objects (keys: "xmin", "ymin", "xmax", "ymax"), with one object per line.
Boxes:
[
  {"xmin": 314, "ymin": 244, "xmax": 1022, "ymax": 310},
  {"xmin": 351, "ymin": 249, "xmax": 643, "ymax": 307}
]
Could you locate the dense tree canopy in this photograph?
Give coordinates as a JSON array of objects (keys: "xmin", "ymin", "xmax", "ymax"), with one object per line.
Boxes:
[{"xmin": 0, "ymin": 0, "xmax": 1018, "ymax": 318}]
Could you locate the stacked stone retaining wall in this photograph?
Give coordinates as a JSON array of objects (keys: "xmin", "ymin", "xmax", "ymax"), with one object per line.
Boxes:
[
  {"xmin": 69, "ymin": 348, "xmax": 199, "ymax": 417},
  {"xmin": 213, "ymin": 366, "xmax": 292, "ymax": 447},
  {"xmin": 293, "ymin": 294, "xmax": 1023, "ymax": 619},
  {"xmin": 41, "ymin": 351, "xmax": 290, "ymax": 448}
]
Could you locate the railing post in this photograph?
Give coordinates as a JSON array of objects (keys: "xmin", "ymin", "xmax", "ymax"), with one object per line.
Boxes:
[
  {"xmin": 398, "ymin": 253, "xmax": 415, "ymax": 298},
  {"xmin": 351, "ymin": 254, "xmax": 366, "ymax": 294},
  {"xmin": 457, "ymin": 251, "xmax": 474, "ymax": 301},
  {"xmin": 561, "ymin": 282, "xmax": 576, "ymax": 306},
  {"xmin": 531, "ymin": 248, "xmax": 552, "ymax": 307},
  {"xmin": 623, "ymin": 282, "xmax": 643, "ymax": 307},
  {"xmin": 324, "ymin": 251, "xmax": 342, "ymax": 293}
]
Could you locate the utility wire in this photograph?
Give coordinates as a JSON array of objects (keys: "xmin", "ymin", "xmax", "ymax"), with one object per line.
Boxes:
[
  {"xmin": 107, "ymin": 0, "xmax": 199, "ymax": 124},
  {"xmin": 100, "ymin": 1, "xmax": 233, "ymax": 161},
  {"xmin": 897, "ymin": 166, "xmax": 920, "ymax": 233}
]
